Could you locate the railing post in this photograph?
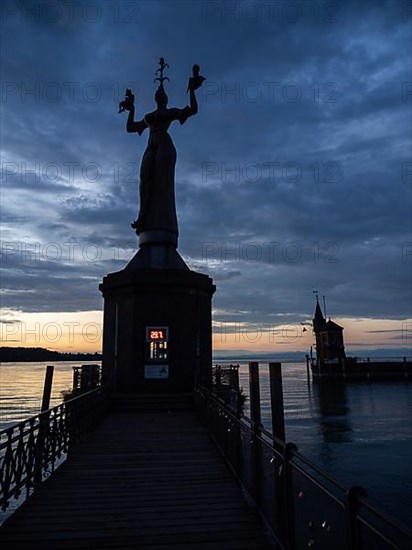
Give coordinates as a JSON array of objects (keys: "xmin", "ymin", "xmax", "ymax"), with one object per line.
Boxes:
[
  {"xmin": 41, "ymin": 365, "xmax": 54, "ymax": 412},
  {"xmin": 249, "ymin": 362, "xmax": 262, "ymax": 507},
  {"xmin": 269, "ymin": 362, "xmax": 286, "ymax": 441},
  {"xmin": 345, "ymin": 485, "xmax": 367, "ymax": 549},
  {"xmin": 35, "ymin": 365, "xmax": 54, "ymax": 484},
  {"xmin": 215, "ymin": 365, "xmax": 221, "ymax": 386},
  {"xmin": 249, "ymin": 362, "xmax": 261, "ymax": 426},
  {"xmin": 283, "ymin": 441, "xmax": 298, "ymax": 550}
]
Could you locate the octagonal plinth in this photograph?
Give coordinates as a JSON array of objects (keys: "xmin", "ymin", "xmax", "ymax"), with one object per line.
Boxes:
[{"xmin": 99, "ymin": 266, "xmax": 215, "ymax": 393}]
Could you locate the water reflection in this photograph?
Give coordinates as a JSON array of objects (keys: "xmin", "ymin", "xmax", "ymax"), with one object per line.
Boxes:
[
  {"xmin": 312, "ymin": 380, "xmax": 354, "ymax": 468},
  {"xmin": 312, "ymin": 380, "xmax": 353, "ymax": 443}
]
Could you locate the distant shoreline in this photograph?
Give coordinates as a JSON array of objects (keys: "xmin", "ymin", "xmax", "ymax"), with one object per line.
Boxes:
[
  {"xmin": 1, "ymin": 346, "xmax": 409, "ymax": 364},
  {"xmin": 0, "ymin": 347, "xmax": 102, "ymax": 363}
]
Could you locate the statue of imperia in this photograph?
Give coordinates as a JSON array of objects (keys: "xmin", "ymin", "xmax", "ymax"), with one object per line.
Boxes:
[{"xmin": 120, "ymin": 58, "xmax": 205, "ymax": 240}]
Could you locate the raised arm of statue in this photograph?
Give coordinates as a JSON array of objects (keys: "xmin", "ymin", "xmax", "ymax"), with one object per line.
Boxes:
[
  {"xmin": 119, "ymin": 89, "xmax": 147, "ymax": 135},
  {"xmin": 169, "ymin": 65, "xmax": 204, "ymax": 125},
  {"xmin": 187, "ymin": 87, "xmax": 198, "ymax": 116},
  {"xmin": 126, "ymin": 104, "xmax": 148, "ymax": 135}
]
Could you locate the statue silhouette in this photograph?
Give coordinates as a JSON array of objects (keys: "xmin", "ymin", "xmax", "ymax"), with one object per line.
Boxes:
[{"xmin": 121, "ymin": 60, "xmax": 204, "ymax": 239}]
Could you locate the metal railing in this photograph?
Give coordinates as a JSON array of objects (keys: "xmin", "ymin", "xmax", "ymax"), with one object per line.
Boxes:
[
  {"xmin": 355, "ymin": 357, "xmax": 412, "ymax": 363},
  {"xmin": 0, "ymin": 386, "xmax": 109, "ymax": 512},
  {"xmin": 212, "ymin": 364, "xmax": 244, "ymax": 408},
  {"xmin": 72, "ymin": 364, "xmax": 102, "ymax": 393},
  {"xmin": 310, "ymin": 356, "xmax": 412, "ymax": 366},
  {"xmin": 195, "ymin": 363, "xmax": 412, "ymax": 550},
  {"xmin": 212, "ymin": 363, "xmax": 240, "ymax": 388}
]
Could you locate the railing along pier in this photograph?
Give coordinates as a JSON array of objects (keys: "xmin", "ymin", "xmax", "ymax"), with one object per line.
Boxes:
[
  {"xmin": 195, "ymin": 361, "xmax": 412, "ymax": 550},
  {"xmin": 1, "ymin": 362, "xmax": 411, "ymax": 549},
  {"xmin": 0, "ymin": 386, "xmax": 109, "ymax": 514}
]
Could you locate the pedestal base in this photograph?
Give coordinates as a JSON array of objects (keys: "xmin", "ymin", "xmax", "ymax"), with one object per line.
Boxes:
[{"xmin": 99, "ymin": 265, "xmax": 215, "ymax": 393}]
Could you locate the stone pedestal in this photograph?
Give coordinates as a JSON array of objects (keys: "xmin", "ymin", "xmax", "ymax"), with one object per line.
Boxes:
[{"xmin": 99, "ymin": 245, "xmax": 215, "ymax": 393}]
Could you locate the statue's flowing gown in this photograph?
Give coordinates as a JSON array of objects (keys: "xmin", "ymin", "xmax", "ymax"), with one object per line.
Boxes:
[{"xmin": 136, "ymin": 106, "xmax": 191, "ymax": 235}]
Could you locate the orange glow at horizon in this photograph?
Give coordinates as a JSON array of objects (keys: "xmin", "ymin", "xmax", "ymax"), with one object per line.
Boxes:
[
  {"xmin": 0, "ymin": 310, "xmax": 103, "ymax": 354},
  {"xmin": 1, "ymin": 309, "xmax": 410, "ymax": 355},
  {"xmin": 212, "ymin": 317, "xmax": 411, "ymax": 354}
]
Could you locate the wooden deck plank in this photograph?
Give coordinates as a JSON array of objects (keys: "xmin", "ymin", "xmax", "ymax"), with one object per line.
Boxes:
[{"xmin": 0, "ymin": 410, "xmax": 274, "ymax": 549}]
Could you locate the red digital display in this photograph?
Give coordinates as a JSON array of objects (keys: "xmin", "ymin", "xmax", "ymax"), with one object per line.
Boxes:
[
  {"xmin": 146, "ymin": 327, "xmax": 168, "ymax": 341},
  {"xmin": 150, "ymin": 330, "xmax": 165, "ymax": 340}
]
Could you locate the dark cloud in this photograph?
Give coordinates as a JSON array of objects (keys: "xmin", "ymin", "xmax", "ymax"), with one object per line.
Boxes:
[{"xmin": 1, "ymin": 0, "xmax": 411, "ymax": 333}]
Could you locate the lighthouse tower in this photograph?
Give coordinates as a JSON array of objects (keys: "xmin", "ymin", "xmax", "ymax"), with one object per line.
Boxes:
[{"xmin": 312, "ymin": 298, "xmax": 346, "ymax": 363}]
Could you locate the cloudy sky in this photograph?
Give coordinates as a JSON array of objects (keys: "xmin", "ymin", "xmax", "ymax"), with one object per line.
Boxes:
[{"xmin": 1, "ymin": 0, "xmax": 411, "ymax": 355}]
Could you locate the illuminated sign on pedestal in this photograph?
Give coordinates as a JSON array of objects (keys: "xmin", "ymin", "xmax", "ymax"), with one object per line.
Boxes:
[
  {"xmin": 146, "ymin": 327, "xmax": 168, "ymax": 342},
  {"xmin": 145, "ymin": 326, "xmax": 169, "ymax": 379}
]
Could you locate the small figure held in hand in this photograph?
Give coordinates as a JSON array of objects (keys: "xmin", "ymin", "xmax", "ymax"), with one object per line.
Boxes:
[
  {"xmin": 118, "ymin": 88, "xmax": 135, "ymax": 114},
  {"xmin": 187, "ymin": 64, "xmax": 205, "ymax": 93}
]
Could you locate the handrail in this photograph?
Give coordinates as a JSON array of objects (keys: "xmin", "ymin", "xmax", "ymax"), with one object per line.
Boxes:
[
  {"xmin": 355, "ymin": 357, "xmax": 412, "ymax": 362},
  {"xmin": 0, "ymin": 386, "xmax": 109, "ymax": 512},
  {"xmin": 195, "ymin": 384, "xmax": 412, "ymax": 550}
]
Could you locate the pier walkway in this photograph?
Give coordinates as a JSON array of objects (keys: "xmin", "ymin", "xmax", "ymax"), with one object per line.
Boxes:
[
  {"xmin": 0, "ymin": 404, "xmax": 273, "ymax": 549},
  {"xmin": 2, "ymin": 366, "xmax": 411, "ymax": 549}
]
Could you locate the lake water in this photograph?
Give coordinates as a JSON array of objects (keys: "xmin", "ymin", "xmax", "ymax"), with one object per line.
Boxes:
[
  {"xmin": 0, "ymin": 361, "xmax": 85, "ymax": 428},
  {"xmin": 0, "ymin": 361, "xmax": 411, "ymax": 528}
]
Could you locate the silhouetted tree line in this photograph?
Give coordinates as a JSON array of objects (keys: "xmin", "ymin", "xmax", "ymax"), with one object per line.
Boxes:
[{"xmin": 0, "ymin": 347, "xmax": 102, "ymax": 363}]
